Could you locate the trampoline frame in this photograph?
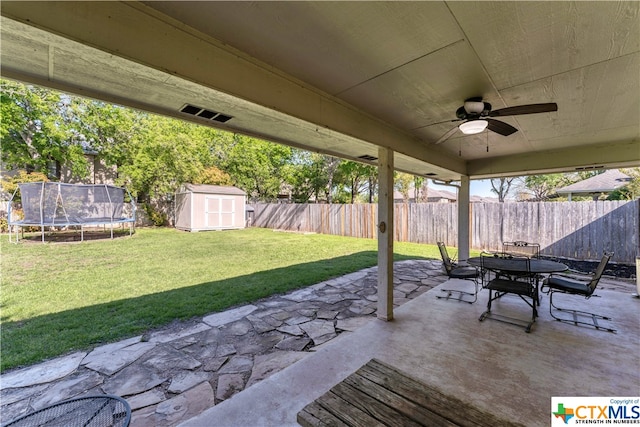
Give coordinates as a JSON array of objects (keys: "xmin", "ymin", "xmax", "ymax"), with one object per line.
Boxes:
[{"xmin": 7, "ymin": 182, "xmax": 136, "ymax": 243}]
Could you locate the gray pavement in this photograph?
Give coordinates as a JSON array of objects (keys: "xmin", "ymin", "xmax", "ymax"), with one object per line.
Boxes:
[{"xmin": 181, "ymin": 271, "xmax": 638, "ymax": 427}]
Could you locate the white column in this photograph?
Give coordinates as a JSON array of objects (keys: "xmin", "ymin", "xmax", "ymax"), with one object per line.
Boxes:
[
  {"xmin": 377, "ymin": 147, "xmax": 394, "ymax": 321},
  {"xmin": 457, "ymin": 175, "xmax": 470, "ymax": 262}
]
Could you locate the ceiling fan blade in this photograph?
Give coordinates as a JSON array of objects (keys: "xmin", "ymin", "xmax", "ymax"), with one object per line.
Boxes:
[
  {"xmin": 487, "ymin": 118, "xmax": 518, "ymax": 136},
  {"xmin": 414, "ymin": 118, "xmax": 461, "ymax": 130},
  {"xmin": 433, "ymin": 126, "xmax": 459, "ymax": 145},
  {"xmin": 489, "ymin": 103, "xmax": 558, "ymax": 117}
]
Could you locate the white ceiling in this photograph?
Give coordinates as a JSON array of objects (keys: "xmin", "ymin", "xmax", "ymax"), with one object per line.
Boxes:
[{"xmin": 1, "ymin": 1, "xmax": 639, "ymax": 181}]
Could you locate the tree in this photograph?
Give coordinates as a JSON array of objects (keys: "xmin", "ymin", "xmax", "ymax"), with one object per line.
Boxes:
[
  {"xmin": 193, "ymin": 166, "xmax": 233, "ymax": 186},
  {"xmin": 490, "ymin": 177, "xmax": 515, "ymax": 202},
  {"xmin": 1, "ymin": 80, "xmax": 90, "ymax": 180},
  {"xmin": 285, "ymin": 152, "xmax": 346, "ymax": 203},
  {"xmin": 365, "ymin": 168, "xmax": 378, "ymax": 203},
  {"xmin": 611, "ymin": 168, "xmax": 640, "ymax": 200},
  {"xmin": 115, "ymin": 115, "xmax": 218, "ymax": 201},
  {"xmin": 394, "ymin": 172, "xmax": 414, "ymax": 203},
  {"xmin": 287, "ymin": 151, "xmax": 329, "ymax": 203},
  {"xmin": 413, "ymin": 176, "xmax": 428, "ymax": 203},
  {"xmin": 0, "ymin": 170, "xmax": 49, "ymax": 202},
  {"xmin": 322, "ymin": 156, "xmax": 341, "ymax": 204},
  {"xmin": 521, "ymin": 174, "xmax": 570, "ymax": 200},
  {"xmin": 217, "ymin": 134, "xmax": 294, "ymax": 202},
  {"xmin": 337, "ymin": 161, "xmax": 376, "ymax": 203},
  {"xmin": 66, "ymin": 97, "xmax": 142, "ymax": 171}
]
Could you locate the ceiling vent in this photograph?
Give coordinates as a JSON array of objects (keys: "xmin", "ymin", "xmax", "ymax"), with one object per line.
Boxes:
[
  {"xmin": 180, "ymin": 104, "xmax": 233, "ymax": 123},
  {"xmin": 424, "ymin": 173, "xmax": 437, "ymax": 176},
  {"xmin": 575, "ymin": 165, "xmax": 603, "ymax": 171},
  {"xmin": 357, "ymin": 154, "xmax": 378, "ymax": 161}
]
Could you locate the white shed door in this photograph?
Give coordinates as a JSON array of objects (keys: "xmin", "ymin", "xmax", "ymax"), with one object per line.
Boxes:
[{"xmin": 205, "ymin": 196, "xmax": 235, "ymax": 228}]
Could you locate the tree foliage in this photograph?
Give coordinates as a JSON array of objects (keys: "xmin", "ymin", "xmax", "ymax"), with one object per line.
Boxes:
[
  {"xmin": 217, "ymin": 134, "xmax": 294, "ymax": 202},
  {"xmin": 109, "ymin": 115, "xmax": 221, "ymax": 201},
  {"xmin": 413, "ymin": 176, "xmax": 428, "ymax": 203},
  {"xmin": 193, "ymin": 166, "xmax": 233, "ymax": 186},
  {"xmin": 0, "ymin": 170, "xmax": 49, "ymax": 202},
  {"xmin": 66, "ymin": 97, "xmax": 141, "ymax": 170},
  {"xmin": 394, "ymin": 172, "xmax": 413, "ymax": 203},
  {"xmin": 10, "ymin": 79, "xmax": 634, "ymax": 209},
  {"xmin": 288, "ymin": 151, "xmax": 330, "ymax": 203},
  {"xmin": 521, "ymin": 174, "xmax": 571, "ymax": 200},
  {"xmin": 1, "ymin": 80, "xmax": 89, "ymax": 180},
  {"xmin": 613, "ymin": 168, "xmax": 640, "ymax": 200},
  {"xmin": 337, "ymin": 161, "xmax": 377, "ymax": 203}
]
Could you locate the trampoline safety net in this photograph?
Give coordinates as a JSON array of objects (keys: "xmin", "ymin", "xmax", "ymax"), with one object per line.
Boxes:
[{"xmin": 8, "ymin": 182, "xmax": 136, "ymax": 242}]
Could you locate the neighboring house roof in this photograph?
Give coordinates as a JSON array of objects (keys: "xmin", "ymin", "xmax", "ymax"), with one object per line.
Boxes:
[
  {"xmin": 556, "ymin": 169, "xmax": 631, "ymax": 194},
  {"xmin": 179, "ymin": 183, "xmax": 246, "ymax": 195},
  {"xmin": 393, "ymin": 187, "xmax": 454, "ymax": 201},
  {"xmin": 427, "ymin": 188, "xmax": 457, "ymax": 201},
  {"xmin": 393, "ymin": 186, "xmax": 498, "ymax": 203},
  {"xmin": 471, "ymin": 195, "xmax": 500, "ymax": 203}
]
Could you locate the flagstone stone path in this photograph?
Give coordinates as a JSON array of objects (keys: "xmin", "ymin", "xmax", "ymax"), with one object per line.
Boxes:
[{"xmin": 0, "ymin": 260, "xmax": 450, "ymax": 426}]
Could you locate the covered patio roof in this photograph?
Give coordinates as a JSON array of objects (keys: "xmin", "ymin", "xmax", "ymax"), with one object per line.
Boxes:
[
  {"xmin": 1, "ymin": 1, "xmax": 639, "ymax": 181},
  {"xmin": 1, "ymin": 5, "xmax": 639, "ymax": 422}
]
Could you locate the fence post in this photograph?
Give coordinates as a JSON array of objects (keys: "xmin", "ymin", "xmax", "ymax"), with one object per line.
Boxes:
[{"xmin": 635, "ymin": 257, "xmax": 640, "ymax": 298}]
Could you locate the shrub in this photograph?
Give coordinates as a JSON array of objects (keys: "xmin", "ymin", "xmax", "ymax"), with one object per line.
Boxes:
[
  {"xmin": 143, "ymin": 203, "xmax": 168, "ymax": 226},
  {"xmin": 1, "ymin": 171, "xmax": 49, "ymax": 203}
]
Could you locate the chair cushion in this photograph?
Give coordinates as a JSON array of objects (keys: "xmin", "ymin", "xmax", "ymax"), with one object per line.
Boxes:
[
  {"xmin": 543, "ymin": 276, "xmax": 590, "ymax": 295},
  {"xmin": 449, "ymin": 267, "xmax": 478, "ymax": 279}
]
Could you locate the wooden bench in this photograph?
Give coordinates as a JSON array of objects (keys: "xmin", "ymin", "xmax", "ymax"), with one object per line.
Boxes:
[{"xmin": 297, "ymin": 358, "xmax": 524, "ymax": 427}]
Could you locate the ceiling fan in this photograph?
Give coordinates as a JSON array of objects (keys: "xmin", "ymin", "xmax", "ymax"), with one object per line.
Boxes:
[{"xmin": 433, "ymin": 97, "xmax": 558, "ymax": 145}]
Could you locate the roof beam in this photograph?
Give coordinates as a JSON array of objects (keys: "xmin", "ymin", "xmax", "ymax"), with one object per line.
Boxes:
[
  {"xmin": 1, "ymin": 1, "xmax": 465, "ymax": 176},
  {"xmin": 466, "ymin": 139, "xmax": 640, "ymax": 178}
]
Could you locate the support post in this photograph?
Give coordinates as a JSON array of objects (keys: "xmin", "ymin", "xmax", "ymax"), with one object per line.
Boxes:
[
  {"xmin": 457, "ymin": 175, "xmax": 470, "ymax": 262},
  {"xmin": 377, "ymin": 147, "xmax": 394, "ymax": 321}
]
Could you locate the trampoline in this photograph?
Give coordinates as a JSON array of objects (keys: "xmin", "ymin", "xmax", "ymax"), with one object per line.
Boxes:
[{"xmin": 7, "ymin": 182, "xmax": 136, "ymax": 243}]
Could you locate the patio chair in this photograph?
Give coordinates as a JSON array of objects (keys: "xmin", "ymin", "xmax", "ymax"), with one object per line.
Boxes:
[
  {"xmin": 436, "ymin": 242, "xmax": 481, "ymax": 304},
  {"xmin": 503, "ymin": 241, "xmax": 540, "ymax": 258},
  {"xmin": 541, "ymin": 252, "xmax": 615, "ymax": 333},
  {"xmin": 481, "ymin": 251, "xmax": 518, "ymax": 281},
  {"xmin": 479, "ymin": 254, "xmax": 538, "ymax": 333}
]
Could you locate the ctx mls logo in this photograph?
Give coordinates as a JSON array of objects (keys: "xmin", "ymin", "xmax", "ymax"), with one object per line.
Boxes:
[
  {"xmin": 552, "ymin": 397, "xmax": 640, "ymax": 426},
  {"xmin": 553, "ymin": 403, "xmax": 575, "ymax": 424}
]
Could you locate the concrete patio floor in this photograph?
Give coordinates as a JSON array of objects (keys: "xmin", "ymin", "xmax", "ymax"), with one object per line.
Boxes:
[{"xmin": 181, "ymin": 277, "xmax": 640, "ymax": 426}]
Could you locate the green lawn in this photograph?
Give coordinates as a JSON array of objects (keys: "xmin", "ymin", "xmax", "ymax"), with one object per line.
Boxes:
[{"xmin": 0, "ymin": 227, "xmax": 443, "ymax": 372}]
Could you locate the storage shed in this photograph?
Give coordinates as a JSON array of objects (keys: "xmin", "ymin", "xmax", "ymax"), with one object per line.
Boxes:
[{"xmin": 175, "ymin": 184, "xmax": 246, "ymax": 231}]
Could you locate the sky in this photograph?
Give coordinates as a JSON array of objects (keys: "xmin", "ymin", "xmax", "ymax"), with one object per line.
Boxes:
[{"xmin": 430, "ymin": 179, "xmax": 495, "ymax": 198}]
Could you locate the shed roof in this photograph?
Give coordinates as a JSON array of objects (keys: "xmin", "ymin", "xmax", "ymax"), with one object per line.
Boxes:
[
  {"xmin": 556, "ymin": 170, "xmax": 631, "ymax": 194},
  {"xmin": 180, "ymin": 183, "xmax": 246, "ymax": 196}
]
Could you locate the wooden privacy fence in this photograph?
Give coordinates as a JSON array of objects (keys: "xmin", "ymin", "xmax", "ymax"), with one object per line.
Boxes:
[{"xmin": 249, "ymin": 200, "xmax": 639, "ymax": 264}]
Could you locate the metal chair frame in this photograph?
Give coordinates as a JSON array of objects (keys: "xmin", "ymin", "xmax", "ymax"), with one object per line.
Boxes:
[
  {"xmin": 541, "ymin": 252, "xmax": 615, "ymax": 333},
  {"xmin": 479, "ymin": 254, "xmax": 539, "ymax": 333},
  {"xmin": 502, "ymin": 241, "xmax": 540, "ymax": 259},
  {"xmin": 436, "ymin": 242, "xmax": 480, "ymax": 304},
  {"xmin": 4, "ymin": 394, "xmax": 131, "ymax": 427}
]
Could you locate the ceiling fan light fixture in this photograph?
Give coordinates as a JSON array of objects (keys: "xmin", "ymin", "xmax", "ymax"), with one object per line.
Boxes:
[
  {"xmin": 463, "ymin": 101, "xmax": 485, "ymax": 114},
  {"xmin": 459, "ymin": 119, "xmax": 488, "ymax": 135}
]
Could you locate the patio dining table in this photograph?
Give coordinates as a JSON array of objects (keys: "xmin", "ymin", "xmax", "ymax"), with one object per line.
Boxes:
[{"xmin": 466, "ymin": 256, "xmax": 568, "ymax": 275}]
